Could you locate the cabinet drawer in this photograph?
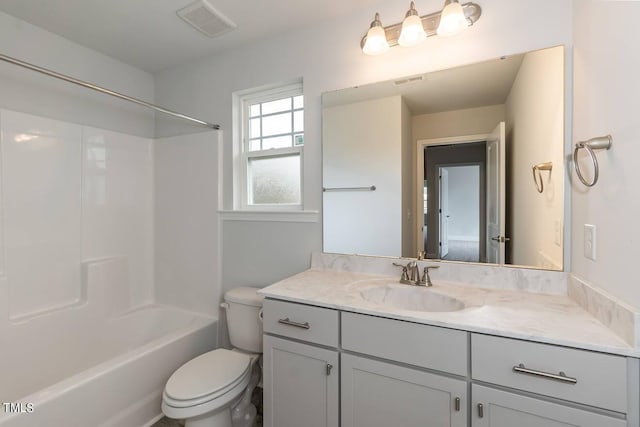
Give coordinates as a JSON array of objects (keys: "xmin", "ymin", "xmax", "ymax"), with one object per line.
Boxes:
[
  {"xmin": 341, "ymin": 312, "xmax": 468, "ymax": 376},
  {"xmin": 263, "ymin": 299, "xmax": 339, "ymax": 348},
  {"xmin": 471, "ymin": 334, "xmax": 628, "ymax": 413}
]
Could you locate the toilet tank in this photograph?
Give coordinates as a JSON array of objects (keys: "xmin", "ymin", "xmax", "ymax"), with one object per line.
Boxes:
[{"xmin": 224, "ymin": 287, "xmax": 265, "ymax": 353}]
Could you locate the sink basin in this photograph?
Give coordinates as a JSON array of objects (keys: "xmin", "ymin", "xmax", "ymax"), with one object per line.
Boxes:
[{"xmin": 360, "ymin": 285, "xmax": 465, "ymax": 312}]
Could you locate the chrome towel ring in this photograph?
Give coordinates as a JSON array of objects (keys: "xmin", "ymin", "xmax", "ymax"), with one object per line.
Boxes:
[
  {"xmin": 573, "ymin": 135, "xmax": 612, "ymax": 187},
  {"xmin": 532, "ymin": 162, "xmax": 553, "ymax": 193}
]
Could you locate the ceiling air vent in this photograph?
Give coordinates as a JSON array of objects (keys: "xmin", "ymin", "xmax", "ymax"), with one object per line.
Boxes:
[
  {"xmin": 393, "ymin": 75, "xmax": 425, "ymax": 86},
  {"xmin": 177, "ymin": 0, "xmax": 237, "ymax": 38}
]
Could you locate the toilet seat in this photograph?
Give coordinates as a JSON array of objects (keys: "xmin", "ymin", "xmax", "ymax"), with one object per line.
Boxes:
[{"xmin": 163, "ymin": 349, "xmax": 251, "ymax": 409}]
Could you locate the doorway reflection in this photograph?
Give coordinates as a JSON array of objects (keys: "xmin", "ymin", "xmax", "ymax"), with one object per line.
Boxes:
[
  {"xmin": 438, "ymin": 165, "xmax": 480, "ymax": 262},
  {"xmin": 424, "ymin": 142, "xmax": 486, "ymax": 262}
]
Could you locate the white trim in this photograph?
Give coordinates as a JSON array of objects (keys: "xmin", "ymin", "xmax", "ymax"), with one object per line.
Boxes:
[
  {"xmin": 415, "ymin": 133, "xmax": 489, "ymax": 255},
  {"xmin": 219, "ymin": 210, "xmax": 319, "ymax": 223},
  {"xmin": 448, "ymin": 235, "xmax": 481, "ymax": 242}
]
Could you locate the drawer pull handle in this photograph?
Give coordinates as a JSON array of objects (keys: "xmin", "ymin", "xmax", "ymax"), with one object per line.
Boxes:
[
  {"xmin": 477, "ymin": 403, "xmax": 484, "ymax": 418},
  {"xmin": 454, "ymin": 397, "xmax": 461, "ymax": 411},
  {"xmin": 278, "ymin": 317, "xmax": 310, "ymax": 329},
  {"xmin": 513, "ymin": 363, "xmax": 577, "ymax": 384}
]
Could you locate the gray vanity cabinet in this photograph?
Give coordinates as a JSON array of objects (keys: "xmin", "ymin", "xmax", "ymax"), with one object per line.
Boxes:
[
  {"xmin": 262, "ymin": 300, "xmax": 340, "ymax": 427},
  {"xmin": 262, "ymin": 335, "xmax": 339, "ymax": 427},
  {"xmin": 341, "ymin": 312, "xmax": 469, "ymax": 427},
  {"xmin": 262, "ymin": 298, "xmax": 639, "ymax": 427},
  {"xmin": 472, "ymin": 385, "xmax": 626, "ymax": 427},
  {"xmin": 341, "ymin": 353, "xmax": 467, "ymax": 427}
]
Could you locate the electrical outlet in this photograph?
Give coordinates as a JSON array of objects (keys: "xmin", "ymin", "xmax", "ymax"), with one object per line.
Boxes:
[{"xmin": 584, "ymin": 224, "xmax": 596, "ymax": 261}]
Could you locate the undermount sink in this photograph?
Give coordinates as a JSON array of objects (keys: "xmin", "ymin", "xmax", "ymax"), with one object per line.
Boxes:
[{"xmin": 360, "ymin": 284, "xmax": 465, "ymax": 312}]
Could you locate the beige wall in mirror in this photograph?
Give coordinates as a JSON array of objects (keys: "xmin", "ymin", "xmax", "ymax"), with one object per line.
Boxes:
[{"xmin": 322, "ymin": 45, "xmax": 565, "ymax": 271}]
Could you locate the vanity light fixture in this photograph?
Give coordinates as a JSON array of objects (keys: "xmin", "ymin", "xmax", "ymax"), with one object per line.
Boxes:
[
  {"xmin": 437, "ymin": 0, "xmax": 469, "ymax": 36},
  {"xmin": 361, "ymin": 1, "xmax": 481, "ymax": 55},
  {"xmin": 362, "ymin": 13, "xmax": 390, "ymax": 55},
  {"xmin": 398, "ymin": 2, "xmax": 427, "ymax": 47}
]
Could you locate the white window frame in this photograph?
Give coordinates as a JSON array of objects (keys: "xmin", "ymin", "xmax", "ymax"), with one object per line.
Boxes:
[{"xmin": 237, "ymin": 82, "xmax": 304, "ymax": 211}]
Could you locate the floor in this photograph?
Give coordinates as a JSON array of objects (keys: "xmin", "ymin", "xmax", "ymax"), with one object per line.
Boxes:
[
  {"xmin": 152, "ymin": 418, "xmax": 183, "ymax": 427},
  {"xmin": 152, "ymin": 387, "xmax": 263, "ymax": 427},
  {"xmin": 441, "ymin": 240, "xmax": 480, "ymax": 262}
]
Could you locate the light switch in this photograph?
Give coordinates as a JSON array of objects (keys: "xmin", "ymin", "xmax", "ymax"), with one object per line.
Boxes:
[{"xmin": 584, "ymin": 224, "xmax": 596, "ymax": 261}]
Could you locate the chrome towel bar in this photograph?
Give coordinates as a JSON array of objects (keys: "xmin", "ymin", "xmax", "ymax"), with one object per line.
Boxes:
[
  {"xmin": 573, "ymin": 135, "xmax": 612, "ymax": 187},
  {"xmin": 323, "ymin": 185, "xmax": 376, "ymax": 192}
]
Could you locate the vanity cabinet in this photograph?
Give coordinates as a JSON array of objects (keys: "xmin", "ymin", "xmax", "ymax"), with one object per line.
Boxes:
[
  {"xmin": 263, "ymin": 335, "xmax": 339, "ymax": 427},
  {"xmin": 262, "ymin": 300, "xmax": 340, "ymax": 427},
  {"xmin": 342, "ymin": 353, "xmax": 467, "ymax": 427},
  {"xmin": 471, "ymin": 334, "xmax": 629, "ymax": 413},
  {"xmin": 471, "ymin": 334, "xmax": 636, "ymax": 427},
  {"xmin": 262, "ymin": 298, "xmax": 639, "ymax": 427},
  {"xmin": 472, "ymin": 384, "xmax": 626, "ymax": 427},
  {"xmin": 341, "ymin": 312, "xmax": 469, "ymax": 427}
]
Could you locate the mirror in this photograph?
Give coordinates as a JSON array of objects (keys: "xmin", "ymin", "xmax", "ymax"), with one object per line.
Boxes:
[{"xmin": 322, "ymin": 45, "xmax": 565, "ymax": 270}]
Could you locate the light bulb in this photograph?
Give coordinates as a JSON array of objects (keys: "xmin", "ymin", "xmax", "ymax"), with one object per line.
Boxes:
[
  {"xmin": 398, "ymin": 2, "xmax": 426, "ymax": 47},
  {"xmin": 362, "ymin": 13, "xmax": 389, "ymax": 55},
  {"xmin": 437, "ymin": 0, "xmax": 468, "ymax": 37}
]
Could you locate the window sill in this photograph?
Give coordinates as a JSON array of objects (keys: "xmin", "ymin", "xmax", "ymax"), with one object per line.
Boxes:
[{"xmin": 219, "ymin": 210, "xmax": 320, "ymax": 223}]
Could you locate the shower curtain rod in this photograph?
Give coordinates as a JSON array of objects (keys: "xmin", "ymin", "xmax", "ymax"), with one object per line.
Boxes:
[{"xmin": 0, "ymin": 53, "xmax": 220, "ymax": 130}]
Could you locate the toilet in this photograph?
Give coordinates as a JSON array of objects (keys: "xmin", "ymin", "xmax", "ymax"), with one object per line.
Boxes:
[{"xmin": 162, "ymin": 287, "xmax": 264, "ymax": 427}]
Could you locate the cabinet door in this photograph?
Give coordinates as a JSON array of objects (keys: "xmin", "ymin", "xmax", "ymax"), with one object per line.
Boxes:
[
  {"xmin": 341, "ymin": 353, "xmax": 467, "ymax": 427},
  {"xmin": 263, "ymin": 335, "xmax": 339, "ymax": 427},
  {"xmin": 472, "ymin": 385, "xmax": 627, "ymax": 427}
]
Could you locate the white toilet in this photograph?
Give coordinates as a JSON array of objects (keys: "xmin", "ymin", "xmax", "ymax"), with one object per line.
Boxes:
[{"xmin": 162, "ymin": 287, "xmax": 264, "ymax": 427}]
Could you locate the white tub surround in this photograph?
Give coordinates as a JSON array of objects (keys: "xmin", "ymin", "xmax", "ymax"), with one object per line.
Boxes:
[
  {"xmin": 258, "ymin": 253, "xmax": 639, "ymax": 357},
  {"xmin": 0, "ymin": 256, "xmax": 218, "ymax": 427},
  {"xmin": 0, "ymin": 109, "xmax": 221, "ymax": 427}
]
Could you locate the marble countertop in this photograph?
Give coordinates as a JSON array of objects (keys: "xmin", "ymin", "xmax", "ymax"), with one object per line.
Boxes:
[{"xmin": 259, "ymin": 268, "xmax": 639, "ymax": 357}]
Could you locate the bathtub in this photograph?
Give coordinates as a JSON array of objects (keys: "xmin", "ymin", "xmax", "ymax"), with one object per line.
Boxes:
[{"xmin": 0, "ymin": 304, "xmax": 217, "ymax": 427}]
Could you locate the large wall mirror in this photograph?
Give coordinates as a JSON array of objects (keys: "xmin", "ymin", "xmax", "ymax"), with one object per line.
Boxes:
[{"xmin": 322, "ymin": 45, "xmax": 565, "ymax": 271}]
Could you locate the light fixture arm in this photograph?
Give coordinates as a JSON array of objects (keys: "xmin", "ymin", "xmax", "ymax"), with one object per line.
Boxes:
[
  {"xmin": 360, "ymin": 2, "xmax": 481, "ymax": 50},
  {"xmin": 369, "ymin": 12, "xmax": 383, "ymax": 29},
  {"xmin": 405, "ymin": 1, "xmax": 419, "ymax": 19}
]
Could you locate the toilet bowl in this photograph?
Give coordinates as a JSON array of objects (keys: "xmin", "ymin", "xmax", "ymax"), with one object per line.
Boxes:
[{"xmin": 162, "ymin": 287, "xmax": 264, "ymax": 427}]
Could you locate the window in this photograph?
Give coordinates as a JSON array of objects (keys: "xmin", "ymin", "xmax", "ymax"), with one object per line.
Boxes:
[{"xmin": 238, "ymin": 83, "xmax": 304, "ymax": 210}]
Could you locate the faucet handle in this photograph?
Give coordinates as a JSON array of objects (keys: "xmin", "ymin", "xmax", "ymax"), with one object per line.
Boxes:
[
  {"xmin": 422, "ymin": 265, "xmax": 440, "ymax": 287},
  {"xmin": 392, "ymin": 262, "xmax": 411, "ymax": 283}
]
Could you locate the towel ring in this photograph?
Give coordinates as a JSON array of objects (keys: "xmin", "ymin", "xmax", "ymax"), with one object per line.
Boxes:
[
  {"xmin": 532, "ymin": 162, "xmax": 553, "ymax": 193},
  {"xmin": 573, "ymin": 135, "xmax": 612, "ymax": 187}
]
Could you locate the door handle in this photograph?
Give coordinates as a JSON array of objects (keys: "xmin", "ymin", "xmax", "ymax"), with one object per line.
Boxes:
[
  {"xmin": 513, "ymin": 364, "xmax": 577, "ymax": 384},
  {"xmin": 491, "ymin": 236, "xmax": 511, "ymax": 243},
  {"xmin": 278, "ymin": 318, "xmax": 310, "ymax": 329},
  {"xmin": 477, "ymin": 403, "xmax": 484, "ymax": 418}
]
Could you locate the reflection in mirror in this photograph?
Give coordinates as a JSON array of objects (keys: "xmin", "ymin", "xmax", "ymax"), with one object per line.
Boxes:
[{"xmin": 322, "ymin": 45, "xmax": 565, "ymax": 270}]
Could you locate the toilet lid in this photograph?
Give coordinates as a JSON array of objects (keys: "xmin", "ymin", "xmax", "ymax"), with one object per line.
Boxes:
[{"xmin": 165, "ymin": 349, "xmax": 251, "ymax": 401}]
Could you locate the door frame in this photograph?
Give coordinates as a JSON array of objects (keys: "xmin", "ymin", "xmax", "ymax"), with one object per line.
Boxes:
[
  {"xmin": 416, "ymin": 134, "xmax": 489, "ymax": 257},
  {"xmin": 438, "ymin": 167, "xmax": 450, "ymax": 258}
]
